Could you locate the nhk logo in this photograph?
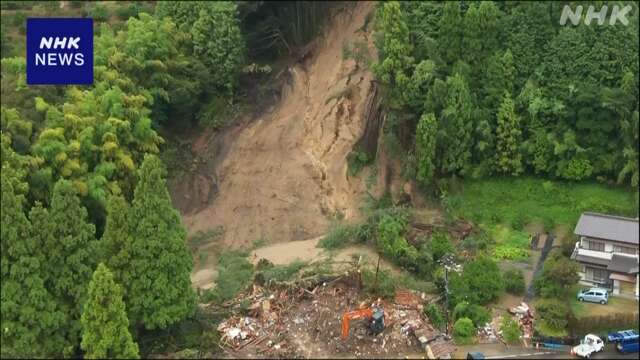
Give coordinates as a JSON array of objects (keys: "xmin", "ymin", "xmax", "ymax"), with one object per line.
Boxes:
[{"xmin": 27, "ymin": 18, "xmax": 93, "ymax": 85}]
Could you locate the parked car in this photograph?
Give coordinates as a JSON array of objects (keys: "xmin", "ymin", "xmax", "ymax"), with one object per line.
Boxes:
[
  {"xmin": 607, "ymin": 329, "xmax": 638, "ymax": 343},
  {"xmin": 608, "ymin": 330, "xmax": 639, "ymax": 354},
  {"xmin": 572, "ymin": 334, "xmax": 604, "ymax": 358},
  {"xmin": 466, "ymin": 352, "xmax": 485, "ymax": 359},
  {"xmin": 576, "ymin": 287, "xmax": 609, "ymax": 304}
]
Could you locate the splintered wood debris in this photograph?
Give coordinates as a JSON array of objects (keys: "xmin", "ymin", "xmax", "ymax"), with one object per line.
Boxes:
[{"xmin": 211, "ymin": 272, "xmax": 456, "ymax": 358}]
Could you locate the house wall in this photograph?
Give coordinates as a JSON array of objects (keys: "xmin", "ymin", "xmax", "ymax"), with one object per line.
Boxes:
[
  {"xmin": 575, "ymin": 227, "xmax": 639, "ymax": 300},
  {"xmin": 578, "ymin": 265, "xmax": 611, "ymax": 288},
  {"xmin": 580, "ymin": 236, "xmax": 639, "ymax": 255}
]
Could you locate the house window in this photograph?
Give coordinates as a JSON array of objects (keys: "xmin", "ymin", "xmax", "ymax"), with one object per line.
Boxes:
[
  {"xmin": 587, "ymin": 240, "xmax": 605, "ymax": 252},
  {"xmin": 613, "ymin": 245, "xmax": 637, "ymax": 255},
  {"xmin": 586, "ymin": 267, "xmax": 608, "ymax": 283}
]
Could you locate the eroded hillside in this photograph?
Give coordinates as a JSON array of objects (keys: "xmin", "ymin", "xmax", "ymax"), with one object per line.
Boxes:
[{"xmin": 174, "ymin": 2, "xmax": 379, "ymax": 249}]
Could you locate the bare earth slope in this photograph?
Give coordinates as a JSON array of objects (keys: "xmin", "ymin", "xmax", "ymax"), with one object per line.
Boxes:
[{"xmin": 181, "ymin": 2, "xmax": 377, "ymax": 248}]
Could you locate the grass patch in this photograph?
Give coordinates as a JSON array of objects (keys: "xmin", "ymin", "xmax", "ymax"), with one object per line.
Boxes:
[
  {"xmin": 187, "ymin": 226, "xmax": 224, "ymax": 248},
  {"xmin": 201, "ymin": 250, "xmax": 253, "ymax": 304},
  {"xmin": 318, "ymin": 222, "xmax": 364, "ymax": 249},
  {"xmin": 198, "ymin": 252, "xmax": 208, "ymax": 265},
  {"xmin": 488, "ymin": 224, "xmax": 530, "ymax": 248},
  {"xmin": 535, "ymin": 320, "xmax": 569, "ymax": 338},
  {"xmin": 258, "ymin": 260, "xmax": 308, "ymax": 283},
  {"xmin": 450, "ymin": 177, "xmax": 637, "ymax": 227},
  {"xmin": 251, "ymin": 237, "xmax": 267, "ymax": 250},
  {"xmin": 395, "ymin": 273, "xmax": 437, "ymax": 294},
  {"xmin": 493, "ymin": 245, "xmax": 529, "ymax": 260}
]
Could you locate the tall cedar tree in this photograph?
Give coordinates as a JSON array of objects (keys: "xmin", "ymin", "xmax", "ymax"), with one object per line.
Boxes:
[
  {"xmin": 31, "ymin": 179, "xmax": 98, "ymax": 356},
  {"xmin": 439, "ymin": 73, "xmax": 473, "ymax": 175},
  {"xmin": 404, "ymin": 60, "xmax": 436, "ymax": 114},
  {"xmin": 101, "ymin": 195, "xmax": 133, "ymax": 298},
  {"xmin": 483, "ymin": 49, "xmax": 515, "ymax": 112},
  {"xmin": 1, "ymin": 172, "xmax": 65, "ymax": 357},
  {"xmin": 81, "ymin": 263, "xmax": 139, "ymax": 359},
  {"xmin": 495, "ymin": 92, "xmax": 523, "ymax": 175},
  {"xmin": 415, "ymin": 112, "xmax": 438, "ymax": 186},
  {"xmin": 127, "ymin": 155, "xmax": 195, "ymax": 330},
  {"xmin": 375, "ymin": 1, "xmax": 414, "ymax": 108},
  {"xmin": 437, "ymin": 1, "xmax": 462, "ymax": 66}
]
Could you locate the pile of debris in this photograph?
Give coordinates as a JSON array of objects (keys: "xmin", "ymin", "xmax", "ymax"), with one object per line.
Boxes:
[
  {"xmin": 210, "ymin": 273, "xmax": 456, "ymax": 358},
  {"xmin": 509, "ymin": 302, "xmax": 534, "ymax": 339},
  {"xmin": 477, "ymin": 320, "xmax": 500, "ymax": 343}
]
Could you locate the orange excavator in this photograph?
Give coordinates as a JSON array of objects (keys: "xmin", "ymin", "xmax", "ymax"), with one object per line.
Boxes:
[{"xmin": 341, "ymin": 306, "xmax": 385, "ymax": 339}]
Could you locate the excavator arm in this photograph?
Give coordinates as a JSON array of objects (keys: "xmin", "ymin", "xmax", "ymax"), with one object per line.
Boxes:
[{"xmin": 341, "ymin": 308, "xmax": 374, "ymax": 338}]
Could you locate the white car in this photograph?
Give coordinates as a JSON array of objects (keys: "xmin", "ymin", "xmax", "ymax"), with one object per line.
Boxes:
[{"xmin": 572, "ymin": 334, "xmax": 605, "ymax": 358}]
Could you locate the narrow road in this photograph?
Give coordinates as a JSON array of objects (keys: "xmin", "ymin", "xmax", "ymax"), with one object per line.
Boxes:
[
  {"xmin": 455, "ymin": 343, "xmax": 637, "ymax": 359},
  {"xmin": 524, "ymin": 233, "xmax": 555, "ymax": 302}
]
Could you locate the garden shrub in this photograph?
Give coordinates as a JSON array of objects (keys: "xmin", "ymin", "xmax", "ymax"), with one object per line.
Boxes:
[
  {"xmin": 424, "ymin": 303, "xmax": 445, "ymax": 330},
  {"xmin": 415, "ymin": 242, "xmax": 435, "ymax": 279},
  {"xmin": 534, "ymin": 251, "xmax": 579, "ymax": 298},
  {"xmin": 543, "ymin": 215, "xmax": 555, "ymax": 233},
  {"xmin": 450, "ymin": 256, "xmax": 504, "ymax": 305},
  {"xmin": 504, "ymin": 269, "xmax": 526, "ymax": 295},
  {"xmin": 453, "ymin": 301, "xmax": 491, "ymax": 327},
  {"xmin": 319, "ymin": 222, "xmax": 360, "ymax": 249},
  {"xmin": 259, "ymin": 260, "xmax": 307, "ymax": 283},
  {"xmin": 376, "ymin": 213, "xmax": 419, "ymax": 271},
  {"xmin": 209, "ymin": 250, "xmax": 253, "ymax": 303},
  {"xmin": 501, "ymin": 316, "xmax": 522, "ymax": 344},
  {"xmin": 533, "ymin": 275, "xmax": 563, "ymax": 298},
  {"xmin": 430, "ymin": 232, "xmax": 455, "ymax": 261},
  {"xmin": 511, "ymin": 212, "xmax": 529, "ymax": 230},
  {"xmin": 461, "ymin": 229, "xmax": 493, "ymax": 252},
  {"xmin": 536, "ymin": 299, "xmax": 570, "ymax": 332},
  {"xmin": 453, "ymin": 318, "xmax": 475, "ymax": 344},
  {"xmin": 347, "ymin": 149, "xmax": 371, "ymax": 176},
  {"xmin": 362, "ymin": 267, "xmax": 395, "ymax": 298}
]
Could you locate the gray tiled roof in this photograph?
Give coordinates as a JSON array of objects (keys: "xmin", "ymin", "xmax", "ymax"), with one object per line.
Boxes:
[
  {"xmin": 574, "ymin": 212, "xmax": 639, "ymax": 245},
  {"xmin": 608, "ymin": 254, "xmax": 640, "ymax": 274}
]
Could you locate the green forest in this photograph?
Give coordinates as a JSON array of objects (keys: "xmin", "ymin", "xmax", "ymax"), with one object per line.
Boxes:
[
  {"xmin": 1, "ymin": 1, "xmax": 639, "ymax": 358},
  {"xmin": 375, "ymin": 1, "xmax": 638, "ymax": 188}
]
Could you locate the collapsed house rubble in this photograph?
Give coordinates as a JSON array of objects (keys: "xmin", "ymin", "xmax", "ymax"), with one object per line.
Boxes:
[
  {"xmin": 211, "ymin": 272, "xmax": 456, "ymax": 358},
  {"xmin": 508, "ymin": 302, "xmax": 534, "ymax": 340}
]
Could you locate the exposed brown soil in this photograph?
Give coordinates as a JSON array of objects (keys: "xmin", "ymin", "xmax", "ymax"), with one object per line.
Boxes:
[{"xmin": 173, "ymin": 2, "xmax": 380, "ymax": 249}]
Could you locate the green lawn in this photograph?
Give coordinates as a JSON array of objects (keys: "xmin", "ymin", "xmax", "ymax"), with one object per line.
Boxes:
[
  {"xmin": 449, "ymin": 177, "xmax": 637, "ymax": 229},
  {"xmin": 569, "ymin": 285, "xmax": 639, "ymax": 319}
]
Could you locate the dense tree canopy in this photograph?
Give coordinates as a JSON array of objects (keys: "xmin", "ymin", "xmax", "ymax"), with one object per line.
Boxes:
[
  {"xmin": 0, "ymin": 3, "xmax": 227, "ymax": 355},
  {"xmin": 191, "ymin": 2, "xmax": 246, "ymax": 95},
  {"xmin": 1, "ymin": 170, "xmax": 65, "ymax": 358},
  {"xmin": 81, "ymin": 264, "xmax": 139, "ymax": 359},
  {"xmin": 374, "ymin": 1, "xmax": 639, "ymax": 187}
]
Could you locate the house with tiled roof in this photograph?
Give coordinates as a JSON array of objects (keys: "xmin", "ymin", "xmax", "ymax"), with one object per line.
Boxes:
[{"xmin": 571, "ymin": 212, "xmax": 639, "ymax": 300}]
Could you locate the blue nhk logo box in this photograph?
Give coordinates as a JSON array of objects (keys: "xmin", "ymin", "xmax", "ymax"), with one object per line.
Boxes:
[{"xmin": 27, "ymin": 18, "xmax": 93, "ymax": 85}]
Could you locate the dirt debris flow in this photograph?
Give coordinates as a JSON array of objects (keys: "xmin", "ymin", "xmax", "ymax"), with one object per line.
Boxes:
[{"xmin": 179, "ymin": 2, "xmax": 379, "ymax": 248}]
